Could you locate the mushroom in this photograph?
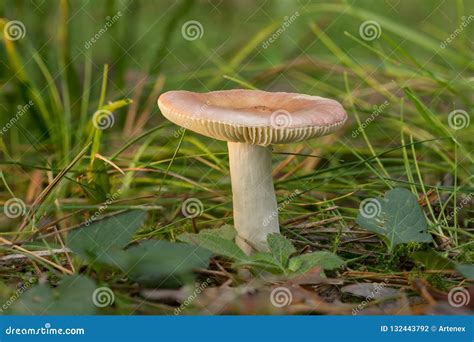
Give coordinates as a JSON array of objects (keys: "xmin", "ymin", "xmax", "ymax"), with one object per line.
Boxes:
[{"xmin": 158, "ymin": 89, "xmax": 347, "ymax": 254}]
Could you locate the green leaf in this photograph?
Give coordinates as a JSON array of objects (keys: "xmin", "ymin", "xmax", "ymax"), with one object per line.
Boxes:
[
  {"xmin": 187, "ymin": 224, "xmax": 237, "ymax": 241},
  {"xmin": 67, "ymin": 210, "xmax": 209, "ymax": 287},
  {"xmin": 67, "ymin": 210, "xmax": 147, "ymax": 264},
  {"xmin": 411, "ymin": 250, "xmax": 455, "ymax": 270},
  {"xmin": 118, "ymin": 240, "xmax": 212, "ymax": 287},
  {"xmin": 249, "ymin": 252, "xmax": 282, "ymax": 266},
  {"xmin": 289, "ymin": 251, "xmax": 344, "ymax": 274},
  {"xmin": 11, "ymin": 275, "xmax": 97, "ymax": 315},
  {"xmin": 456, "ymin": 264, "xmax": 474, "ymax": 279},
  {"xmin": 288, "ymin": 257, "xmax": 303, "ymax": 272},
  {"xmin": 267, "ymin": 233, "xmax": 296, "ymax": 269},
  {"xmin": 356, "ymin": 188, "xmax": 433, "ymax": 250},
  {"xmin": 236, "ymin": 252, "xmax": 285, "ymax": 274},
  {"xmin": 178, "ymin": 225, "xmax": 248, "ymax": 262}
]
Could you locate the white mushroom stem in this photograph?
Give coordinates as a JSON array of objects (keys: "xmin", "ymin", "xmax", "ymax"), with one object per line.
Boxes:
[{"xmin": 227, "ymin": 142, "xmax": 280, "ymax": 254}]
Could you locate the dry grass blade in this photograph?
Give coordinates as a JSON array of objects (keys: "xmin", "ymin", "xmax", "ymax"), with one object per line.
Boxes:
[
  {"xmin": 18, "ymin": 142, "xmax": 92, "ymax": 233},
  {"xmin": 0, "ymin": 236, "xmax": 73, "ymax": 274}
]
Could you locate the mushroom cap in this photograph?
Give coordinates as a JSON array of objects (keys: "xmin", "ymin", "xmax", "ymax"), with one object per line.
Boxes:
[{"xmin": 158, "ymin": 89, "xmax": 347, "ymax": 146}]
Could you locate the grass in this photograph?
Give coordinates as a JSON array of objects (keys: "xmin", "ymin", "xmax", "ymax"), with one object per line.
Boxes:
[{"xmin": 0, "ymin": 0, "xmax": 473, "ymax": 315}]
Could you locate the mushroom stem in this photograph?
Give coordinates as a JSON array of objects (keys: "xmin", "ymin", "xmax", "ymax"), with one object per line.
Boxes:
[{"xmin": 227, "ymin": 142, "xmax": 280, "ymax": 254}]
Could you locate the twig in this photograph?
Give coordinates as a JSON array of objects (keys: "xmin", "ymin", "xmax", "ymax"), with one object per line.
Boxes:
[
  {"xmin": 0, "ymin": 237, "xmax": 73, "ymax": 275},
  {"xmin": 0, "ymin": 247, "xmax": 72, "ymax": 262}
]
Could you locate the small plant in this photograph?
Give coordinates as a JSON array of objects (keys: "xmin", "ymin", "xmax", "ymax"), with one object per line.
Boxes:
[
  {"xmin": 179, "ymin": 225, "xmax": 344, "ymax": 277},
  {"xmin": 356, "ymin": 188, "xmax": 433, "ymax": 251}
]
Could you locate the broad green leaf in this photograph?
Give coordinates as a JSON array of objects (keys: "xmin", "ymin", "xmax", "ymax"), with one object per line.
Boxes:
[
  {"xmin": 411, "ymin": 251, "xmax": 455, "ymax": 270},
  {"xmin": 187, "ymin": 225, "xmax": 237, "ymax": 241},
  {"xmin": 456, "ymin": 264, "xmax": 474, "ymax": 279},
  {"xmin": 11, "ymin": 275, "xmax": 96, "ymax": 315},
  {"xmin": 74, "ymin": 239, "xmax": 211, "ymax": 288},
  {"xmin": 249, "ymin": 252, "xmax": 283, "ymax": 266},
  {"xmin": 356, "ymin": 188, "xmax": 433, "ymax": 250},
  {"xmin": 67, "ymin": 210, "xmax": 147, "ymax": 263},
  {"xmin": 267, "ymin": 233, "xmax": 296, "ymax": 268},
  {"xmin": 289, "ymin": 251, "xmax": 344, "ymax": 274},
  {"xmin": 118, "ymin": 240, "xmax": 212, "ymax": 287},
  {"xmin": 235, "ymin": 252, "xmax": 284, "ymax": 274},
  {"xmin": 178, "ymin": 226, "xmax": 248, "ymax": 262},
  {"xmin": 68, "ymin": 210, "xmax": 209, "ymax": 287},
  {"xmin": 288, "ymin": 256, "xmax": 303, "ymax": 272}
]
